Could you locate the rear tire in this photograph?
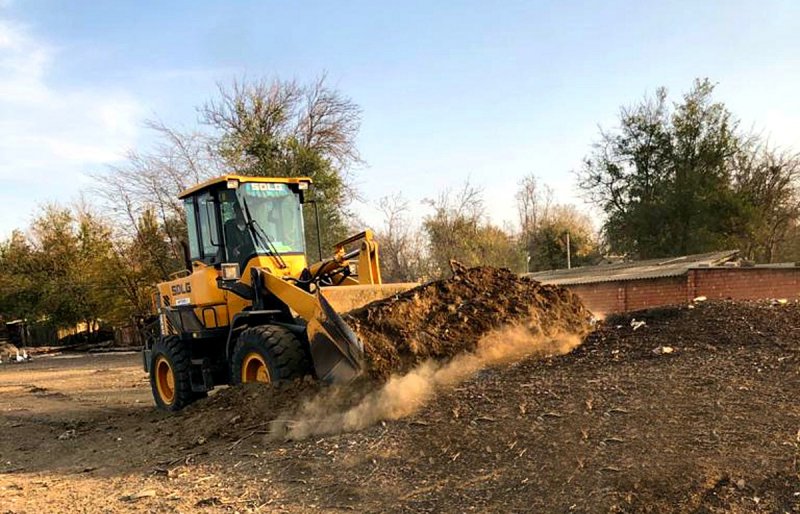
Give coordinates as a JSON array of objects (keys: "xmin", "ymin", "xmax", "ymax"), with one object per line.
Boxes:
[
  {"xmin": 150, "ymin": 336, "xmax": 204, "ymax": 412},
  {"xmin": 231, "ymin": 325, "xmax": 311, "ymax": 385}
]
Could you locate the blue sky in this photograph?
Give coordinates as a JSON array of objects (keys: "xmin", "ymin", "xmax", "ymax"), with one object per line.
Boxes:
[{"xmin": 1, "ymin": 0, "xmax": 799, "ymax": 237}]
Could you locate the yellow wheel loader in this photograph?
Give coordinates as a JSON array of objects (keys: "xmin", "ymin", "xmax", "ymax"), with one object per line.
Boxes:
[{"xmin": 141, "ymin": 175, "xmax": 409, "ymax": 411}]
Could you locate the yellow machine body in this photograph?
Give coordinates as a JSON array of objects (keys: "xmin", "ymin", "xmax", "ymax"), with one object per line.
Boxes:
[
  {"xmin": 156, "ymin": 254, "xmax": 308, "ymax": 330},
  {"xmin": 143, "ymin": 174, "xmax": 413, "ymax": 411}
]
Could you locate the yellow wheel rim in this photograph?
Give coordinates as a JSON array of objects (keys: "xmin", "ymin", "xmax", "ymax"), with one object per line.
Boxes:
[
  {"xmin": 154, "ymin": 356, "xmax": 175, "ymax": 405},
  {"xmin": 242, "ymin": 352, "xmax": 271, "ymax": 383}
]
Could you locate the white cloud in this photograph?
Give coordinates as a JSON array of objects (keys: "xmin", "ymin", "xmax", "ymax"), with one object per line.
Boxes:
[{"xmin": 0, "ymin": 18, "xmax": 142, "ymax": 234}]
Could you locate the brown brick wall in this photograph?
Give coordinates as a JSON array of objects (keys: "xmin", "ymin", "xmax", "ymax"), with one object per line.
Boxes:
[
  {"xmin": 562, "ymin": 267, "xmax": 800, "ymax": 315},
  {"xmin": 559, "ymin": 282, "xmax": 621, "ymax": 315},
  {"xmin": 567, "ymin": 276, "xmax": 687, "ymax": 315},
  {"xmin": 624, "ymin": 276, "xmax": 688, "ymax": 312},
  {"xmin": 689, "ymin": 268, "xmax": 800, "ymax": 301}
]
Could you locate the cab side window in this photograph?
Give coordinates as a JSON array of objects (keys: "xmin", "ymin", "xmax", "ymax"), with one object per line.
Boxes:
[
  {"xmin": 219, "ymin": 189, "xmax": 253, "ymax": 265},
  {"xmin": 197, "ymin": 192, "xmax": 222, "ymax": 264},
  {"xmin": 184, "ymin": 197, "xmax": 201, "ymax": 261}
]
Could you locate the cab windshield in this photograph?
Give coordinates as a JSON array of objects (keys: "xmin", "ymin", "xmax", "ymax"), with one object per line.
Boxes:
[
  {"xmin": 223, "ymin": 183, "xmax": 305, "ymax": 260},
  {"xmin": 240, "ymin": 183, "xmax": 305, "ymax": 254}
]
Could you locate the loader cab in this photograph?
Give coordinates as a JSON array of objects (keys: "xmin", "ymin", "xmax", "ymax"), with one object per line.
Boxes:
[{"xmin": 180, "ymin": 176, "xmax": 311, "ymax": 272}]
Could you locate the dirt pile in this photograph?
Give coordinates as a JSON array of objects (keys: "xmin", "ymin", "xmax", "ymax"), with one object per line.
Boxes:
[
  {"xmin": 272, "ymin": 324, "xmax": 587, "ymax": 440},
  {"xmin": 168, "ymin": 264, "xmax": 592, "ymax": 443},
  {"xmin": 569, "ymin": 299, "xmax": 800, "ymax": 365},
  {"xmin": 346, "ymin": 263, "xmax": 593, "ymax": 379}
]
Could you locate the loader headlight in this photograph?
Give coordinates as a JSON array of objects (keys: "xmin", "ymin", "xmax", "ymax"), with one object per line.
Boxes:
[
  {"xmin": 298, "ymin": 181, "xmax": 309, "ymax": 190},
  {"xmin": 221, "ymin": 263, "xmax": 241, "ymax": 281}
]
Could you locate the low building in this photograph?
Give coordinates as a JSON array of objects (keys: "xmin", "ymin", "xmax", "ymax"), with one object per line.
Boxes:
[{"xmin": 528, "ymin": 250, "xmax": 800, "ymax": 314}]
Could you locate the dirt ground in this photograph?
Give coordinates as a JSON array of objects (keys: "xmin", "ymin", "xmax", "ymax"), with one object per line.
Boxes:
[{"xmin": 1, "ymin": 301, "xmax": 799, "ymax": 513}]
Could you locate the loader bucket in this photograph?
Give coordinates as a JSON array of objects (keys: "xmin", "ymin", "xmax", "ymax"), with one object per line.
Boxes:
[
  {"xmin": 309, "ymin": 283, "xmax": 417, "ymax": 382},
  {"xmin": 307, "ymin": 292, "xmax": 364, "ymax": 383},
  {"xmin": 259, "ymin": 271, "xmax": 416, "ymax": 384},
  {"xmin": 320, "ymin": 283, "xmax": 418, "ymax": 313}
]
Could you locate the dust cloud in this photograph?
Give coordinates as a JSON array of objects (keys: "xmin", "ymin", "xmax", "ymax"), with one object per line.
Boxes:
[{"xmin": 269, "ymin": 324, "xmax": 583, "ymax": 440}]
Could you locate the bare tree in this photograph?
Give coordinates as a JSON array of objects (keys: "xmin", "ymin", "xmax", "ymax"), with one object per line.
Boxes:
[
  {"xmin": 295, "ymin": 73, "xmax": 362, "ymax": 170},
  {"xmin": 92, "ymin": 122, "xmax": 220, "ymax": 263},
  {"xmin": 375, "ymin": 194, "xmax": 430, "ymax": 282},
  {"xmin": 733, "ymin": 145, "xmax": 800, "ymax": 262},
  {"xmin": 423, "ymin": 180, "xmax": 524, "ymax": 276},
  {"xmin": 199, "ymin": 78, "xmax": 302, "ymax": 171},
  {"xmin": 199, "ymin": 75, "xmax": 362, "ymax": 181},
  {"xmin": 516, "ymin": 173, "xmax": 553, "ymax": 238}
]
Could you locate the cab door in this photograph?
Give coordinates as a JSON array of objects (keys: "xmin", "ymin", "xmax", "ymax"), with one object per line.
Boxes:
[{"xmin": 169, "ymin": 192, "xmax": 229, "ymax": 331}]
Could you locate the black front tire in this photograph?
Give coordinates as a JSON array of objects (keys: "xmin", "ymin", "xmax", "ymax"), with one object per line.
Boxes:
[
  {"xmin": 231, "ymin": 325, "xmax": 311, "ymax": 385},
  {"xmin": 150, "ymin": 336, "xmax": 204, "ymax": 412}
]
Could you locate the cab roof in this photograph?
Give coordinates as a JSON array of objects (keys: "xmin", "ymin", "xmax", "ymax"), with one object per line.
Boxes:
[{"xmin": 178, "ymin": 175, "xmax": 313, "ymax": 199}]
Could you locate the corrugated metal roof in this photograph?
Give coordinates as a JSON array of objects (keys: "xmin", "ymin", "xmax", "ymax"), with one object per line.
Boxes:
[
  {"xmin": 749, "ymin": 262, "xmax": 800, "ymax": 269},
  {"xmin": 527, "ymin": 250, "xmax": 740, "ymax": 286}
]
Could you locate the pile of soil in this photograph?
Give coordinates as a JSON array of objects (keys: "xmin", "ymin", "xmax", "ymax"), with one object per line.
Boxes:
[
  {"xmin": 347, "ymin": 263, "xmax": 593, "ymax": 379},
  {"xmin": 165, "ymin": 264, "xmax": 592, "ymax": 444},
  {"xmin": 171, "ymin": 380, "xmax": 325, "ymax": 444},
  {"xmin": 369, "ymin": 300, "xmax": 800, "ymax": 513},
  {"xmin": 571, "ymin": 299, "xmax": 800, "ymax": 364}
]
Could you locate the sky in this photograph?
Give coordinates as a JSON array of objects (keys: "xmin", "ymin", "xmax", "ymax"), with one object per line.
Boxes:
[{"xmin": 1, "ymin": 0, "xmax": 799, "ymax": 237}]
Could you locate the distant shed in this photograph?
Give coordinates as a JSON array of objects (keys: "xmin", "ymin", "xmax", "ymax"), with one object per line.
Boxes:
[{"xmin": 527, "ymin": 250, "xmax": 800, "ymax": 314}]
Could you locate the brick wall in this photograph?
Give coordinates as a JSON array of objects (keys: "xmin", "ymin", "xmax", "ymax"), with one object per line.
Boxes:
[
  {"xmin": 567, "ymin": 276, "xmax": 687, "ymax": 315},
  {"xmin": 564, "ymin": 282, "xmax": 622, "ymax": 315},
  {"xmin": 561, "ymin": 267, "xmax": 800, "ymax": 315},
  {"xmin": 689, "ymin": 268, "xmax": 800, "ymax": 301}
]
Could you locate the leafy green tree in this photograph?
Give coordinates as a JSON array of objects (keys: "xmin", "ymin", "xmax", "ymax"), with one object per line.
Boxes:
[
  {"xmin": 121, "ymin": 209, "xmax": 184, "ymax": 318},
  {"xmin": 0, "ymin": 204, "xmax": 128, "ymax": 333},
  {"xmin": 23, "ymin": 205, "xmax": 120, "ymax": 331},
  {"xmin": 132, "ymin": 209, "xmax": 181, "ymax": 280},
  {"xmin": 580, "ymin": 79, "xmax": 744, "ymax": 258},
  {"xmin": 526, "ymin": 205, "xmax": 601, "ymax": 271},
  {"xmin": 0, "ymin": 230, "xmax": 41, "ymax": 322},
  {"xmin": 72, "ymin": 207, "xmax": 123, "ymax": 331},
  {"xmin": 30, "ymin": 205, "xmax": 84, "ymax": 329}
]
